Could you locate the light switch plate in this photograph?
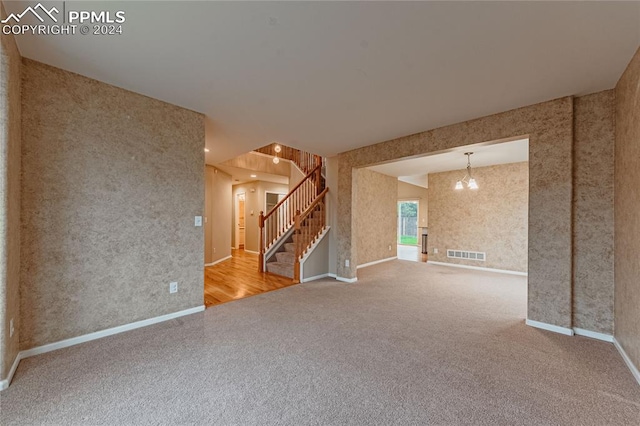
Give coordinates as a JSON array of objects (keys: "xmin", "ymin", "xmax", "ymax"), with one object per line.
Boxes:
[{"xmin": 194, "ymin": 216, "xmax": 203, "ymax": 227}]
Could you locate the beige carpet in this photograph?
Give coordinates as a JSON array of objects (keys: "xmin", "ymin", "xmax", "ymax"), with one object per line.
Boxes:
[{"xmin": 1, "ymin": 261, "xmax": 638, "ymax": 425}]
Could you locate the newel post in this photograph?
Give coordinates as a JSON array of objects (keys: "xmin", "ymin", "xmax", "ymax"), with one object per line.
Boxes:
[
  {"xmin": 258, "ymin": 210, "xmax": 265, "ymax": 272},
  {"xmin": 315, "ymin": 166, "xmax": 321, "ymax": 196}
]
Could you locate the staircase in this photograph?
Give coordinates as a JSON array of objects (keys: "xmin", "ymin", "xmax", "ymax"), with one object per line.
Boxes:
[
  {"xmin": 264, "ymin": 209, "xmax": 325, "ymax": 279},
  {"xmin": 258, "ymin": 145, "xmax": 328, "ymax": 282},
  {"xmin": 264, "ymin": 237, "xmax": 299, "ymax": 279}
]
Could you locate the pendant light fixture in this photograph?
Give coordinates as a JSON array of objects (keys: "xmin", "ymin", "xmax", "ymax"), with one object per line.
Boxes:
[
  {"xmin": 455, "ymin": 152, "xmax": 479, "ymax": 190},
  {"xmin": 272, "ymin": 144, "xmax": 282, "ymax": 164}
]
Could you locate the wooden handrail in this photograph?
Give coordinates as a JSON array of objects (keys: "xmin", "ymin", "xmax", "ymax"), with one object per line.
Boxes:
[
  {"xmin": 263, "ymin": 164, "xmax": 322, "ymax": 222},
  {"xmin": 259, "ymin": 162, "xmax": 325, "ymax": 272},
  {"xmin": 297, "ymin": 187, "xmax": 329, "ymax": 222},
  {"xmin": 292, "ymin": 188, "xmax": 328, "ymax": 283},
  {"xmin": 254, "ymin": 143, "xmax": 322, "ymax": 175}
]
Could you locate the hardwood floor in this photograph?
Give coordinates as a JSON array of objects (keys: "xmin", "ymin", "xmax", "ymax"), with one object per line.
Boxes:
[
  {"xmin": 204, "ymin": 249, "xmax": 296, "ymax": 308},
  {"xmin": 397, "ymin": 244, "xmax": 428, "ymax": 262}
]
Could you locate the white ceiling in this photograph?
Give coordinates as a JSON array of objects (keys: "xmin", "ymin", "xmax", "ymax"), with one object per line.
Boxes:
[
  {"xmin": 5, "ymin": 1, "xmax": 640, "ymax": 164},
  {"xmin": 368, "ymin": 138, "xmax": 529, "ymax": 188},
  {"xmin": 215, "ymin": 164, "xmax": 288, "ymax": 187}
]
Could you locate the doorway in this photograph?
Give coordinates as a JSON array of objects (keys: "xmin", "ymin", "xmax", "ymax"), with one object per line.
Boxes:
[
  {"xmin": 398, "ymin": 200, "xmax": 419, "ymax": 246},
  {"xmin": 236, "ymin": 193, "xmax": 246, "ymax": 249},
  {"xmin": 265, "ymin": 191, "xmax": 286, "ymax": 214}
]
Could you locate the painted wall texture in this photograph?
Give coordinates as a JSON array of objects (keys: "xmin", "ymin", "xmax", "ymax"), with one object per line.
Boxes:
[
  {"xmin": 205, "ymin": 166, "xmax": 232, "ymax": 264},
  {"xmin": 337, "ymin": 97, "xmax": 574, "ymax": 328},
  {"xmin": 397, "ymin": 181, "xmax": 428, "ymax": 228},
  {"xmin": 0, "ymin": 3, "xmax": 21, "ymax": 380},
  {"xmin": 354, "ymin": 168, "xmax": 398, "ymax": 266},
  {"xmin": 20, "ymin": 60, "xmax": 205, "ymax": 349},
  {"xmin": 428, "ymin": 162, "xmax": 529, "ymax": 272},
  {"xmin": 572, "ymin": 91, "xmax": 615, "ymax": 335},
  {"xmin": 326, "ymin": 156, "xmax": 339, "ymax": 275},
  {"xmin": 614, "ymin": 47, "xmax": 640, "ymax": 371}
]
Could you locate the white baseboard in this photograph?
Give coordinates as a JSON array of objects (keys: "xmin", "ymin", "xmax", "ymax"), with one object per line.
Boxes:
[
  {"xmin": 301, "ymin": 273, "xmax": 330, "ymax": 283},
  {"xmin": 328, "ymin": 272, "xmax": 357, "ymax": 283},
  {"xmin": 357, "ymin": 256, "xmax": 397, "ymax": 269},
  {"xmin": 204, "ymin": 255, "xmax": 232, "ymax": 267},
  {"xmin": 0, "ymin": 305, "xmax": 205, "ymax": 391},
  {"xmin": 427, "ymin": 261, "xmax": 527, "ymax": 276},
  {"xmin": 525, "ymin": 319, "xmax": 574, "ymax": 336},
  {"xmin": 573, "ymin": 327, "xmax": 614, "ymax": 342},
  {"xmin": 613, "ymin": 338, "xmax": 640, "ymax": 387},
  {"xmin": 243, "ymin": 249, "xmax": 259, "ymax": 255},
  {"xmin": 0, "ymin": 352, "xmax": 23, "ymax": 391}
]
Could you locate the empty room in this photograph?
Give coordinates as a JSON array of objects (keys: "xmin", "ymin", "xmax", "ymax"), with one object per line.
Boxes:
[{"xmin": 1, "ymin": 1, "xmax": 639, "ymax": 425}]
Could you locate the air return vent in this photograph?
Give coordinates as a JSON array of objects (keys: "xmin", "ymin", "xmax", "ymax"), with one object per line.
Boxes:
[{"xmin": 447, "ymin": 250, "xmax": 485, "ymax": 261}]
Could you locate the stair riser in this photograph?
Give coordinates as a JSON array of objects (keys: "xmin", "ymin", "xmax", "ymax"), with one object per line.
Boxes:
[
  {"xmin": 266, "ymin": 263, "xmax": 294, "ymax": 279},
  {"xmin": 276, "ymin": 252, "xmax": 296, "ymax": 265}
]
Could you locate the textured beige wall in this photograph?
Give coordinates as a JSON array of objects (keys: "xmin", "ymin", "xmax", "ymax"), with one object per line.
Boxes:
[
  {"xmin": 326, "ymin": 156, "xmax": 339, "ymax": 275},
  {"xmin": 428, "ymin": 162, "xmax": 529, "ymax": 272},
  {"xmin": 338, "ymin": 97, "xmax": 573, "ymax": 327},
  {"xmin": 20, "ymin": 60, "xmax": 205, "ymax": 349},
  {"xmin": 0, "ymin": 3, "xmax": 21, "ymax": 379},
  {"xmin": 397, "ymin": 181, "xmax": 428, "ymax": 228},
  {"xmin": 573, "ymin": 91, "xmax": 615, "ymax": 334},
  {"xmin": 614, "ymin": 47, "xmax": 640, "ymax": 370},
  {"xmin": 205, "ymin": 166, "xmax": 232, "ymax": 264},
  {"xmin": 354, "ymin": 169, "xmax": 397, "ymax": 266}
]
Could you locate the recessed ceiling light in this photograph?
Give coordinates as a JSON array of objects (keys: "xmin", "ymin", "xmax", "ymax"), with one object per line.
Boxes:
[
  {"xmin": 250, "ymin": 174, "xmax": 257, "ymax": 178},
  {"xmin": 204, "ymin": 148, "xmax": 210, "ymax": 152}
]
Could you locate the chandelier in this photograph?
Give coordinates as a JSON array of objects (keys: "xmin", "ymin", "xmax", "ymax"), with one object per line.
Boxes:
[
  {"xmin": 455, "ymin": 152, "xmax": 479, "ymax": 190},
  {"xmin": 272, "ymin": 144, "xmax": 282, "ymax": 164}
]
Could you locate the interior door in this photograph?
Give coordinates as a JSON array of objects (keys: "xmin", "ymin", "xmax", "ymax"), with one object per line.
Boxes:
[{"xmin": 237, "ymin": 193, "xmax": 245, "ymax": 249}]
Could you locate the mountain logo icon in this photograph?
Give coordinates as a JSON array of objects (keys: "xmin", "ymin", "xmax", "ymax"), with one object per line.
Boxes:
[{"xmin": 1, "ymin": 3, "xmax": 59, "ymax": 24}]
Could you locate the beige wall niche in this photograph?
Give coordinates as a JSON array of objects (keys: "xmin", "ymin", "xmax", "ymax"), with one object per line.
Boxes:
[
  {"xmin": 205, "ymin": 166, "xmax": 232, "ymax": 265},
  {"xmin": 0, "ymin": 3, "xmax": 22, "ymax": 381},
  {"xmin": 428, "ymin": 162, "xmax": 529, "ymax": 272},
  {"xmin": 354, "ymin": 168, "xmax": 398, "ymax": 266},
  {"xmin": 20, "ymin": 60, "xmax": 205, "ymax": 349},
  {"xmin": 614, "ymin": 46, "xmax": 640, "ymax": 372}
]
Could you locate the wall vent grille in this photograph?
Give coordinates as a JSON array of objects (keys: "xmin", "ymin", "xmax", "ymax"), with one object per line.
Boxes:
[{"xmin": 447, "ymin": 249, "xmax": 486, "ymax": 261}]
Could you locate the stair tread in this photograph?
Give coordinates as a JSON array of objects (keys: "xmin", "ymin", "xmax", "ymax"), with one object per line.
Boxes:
[{"xmin": 275, "ymin": 251, "xmax": 296, "ymax": 265}]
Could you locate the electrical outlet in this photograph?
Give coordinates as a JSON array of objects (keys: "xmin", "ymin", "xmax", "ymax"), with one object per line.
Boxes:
[
  {"xmin": 433, "ymin": 248, "xmax": 438, "ymax": 254},
  {"xmin": 170, "ymin": 282, "xmax": 178, "ymax": 294},
  {"xmin": 10, "ymin": 318, "xmax": 14, "ymax": 338},
  {"xmin": 388, "ymin": 245, "xmax": 392, "ymax": 251},
  {"xmin": 213, "ymin": 248, "xmax": 216, "ymax": 253},
  {"xmin": 345, "ymin": 259, "xmax": 350, "ymax": 267}
]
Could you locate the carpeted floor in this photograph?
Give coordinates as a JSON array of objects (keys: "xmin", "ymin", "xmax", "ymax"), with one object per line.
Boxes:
[{"xmin": 1, "ymin": 261, "xmax": 639, "ymax": 425}]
